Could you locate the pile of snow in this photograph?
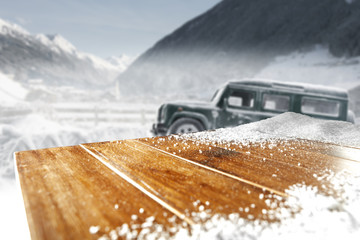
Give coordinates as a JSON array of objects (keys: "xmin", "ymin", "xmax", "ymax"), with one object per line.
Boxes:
[
  {"xmin": 255, "ymin": 46, "xmax": 360, "ymax": 90},
  {"xmin": 0, "ymin": 179, "xmax": 30, "ymax": 240},
  {"xmin": 187, "ymin": 112, "xmax": 360, "ymax": 147},
  {"xmin": 172, "ymin": 173, "xmax": 360, "ymax": 240}
]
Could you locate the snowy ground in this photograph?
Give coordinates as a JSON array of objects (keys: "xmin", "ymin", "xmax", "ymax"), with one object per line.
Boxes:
[{"xmin": 0, "ymin": 178, "xmax": 30, "ymax": 239}]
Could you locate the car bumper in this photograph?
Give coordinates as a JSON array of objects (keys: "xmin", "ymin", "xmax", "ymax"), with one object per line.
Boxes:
[{"xmin": 151, "ymin": 123, "xmax": 168, "ymax": 136}]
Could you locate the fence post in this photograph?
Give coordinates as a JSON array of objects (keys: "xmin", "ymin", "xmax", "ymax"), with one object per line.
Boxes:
[
  {"xmin": 141, "ymin": 109, "xmax": 145, "ymax": 125},
  {"xmin": 94, "ymin": 106, "xmax": 99, "ymax": 126}
]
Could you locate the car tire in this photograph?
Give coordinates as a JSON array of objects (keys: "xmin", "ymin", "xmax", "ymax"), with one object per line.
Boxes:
[{"xmin": 167, "ymin": 118, "xmax": 205, "ymax": 135}]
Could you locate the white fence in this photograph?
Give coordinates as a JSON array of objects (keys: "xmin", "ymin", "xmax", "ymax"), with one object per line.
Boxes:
[
  {"xmin": 50, "ymin": 102, "xmax": 158, "ymax": 126},
  {"xmin": 0, "ymin": 102, "xmax": 159, "ymax": 127}
]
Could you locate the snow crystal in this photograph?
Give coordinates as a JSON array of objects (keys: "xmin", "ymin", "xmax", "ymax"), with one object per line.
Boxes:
[{"xmin": 89, "ymin": 225, "xmax": 100, "ymax": 234}]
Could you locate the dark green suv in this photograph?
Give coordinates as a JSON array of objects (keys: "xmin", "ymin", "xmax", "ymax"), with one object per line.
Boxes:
[{"xmin": 152, "ymin": 79, "xmax": 355, "ymax": 135}]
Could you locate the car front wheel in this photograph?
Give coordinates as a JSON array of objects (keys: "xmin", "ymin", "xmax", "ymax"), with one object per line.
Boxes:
[{"xmin": 167, "ymin": 118, "xmax": 205, "ymax": 135}]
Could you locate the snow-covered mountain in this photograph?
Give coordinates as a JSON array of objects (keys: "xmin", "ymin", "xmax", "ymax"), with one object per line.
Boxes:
[
  {"xmin": 0, "ymin": 18, "xmax": 131, "ymax": 89},
  {"xmin": 107, "ymin": 55, "xmax": 135, "ymax": 73},
  {"xmin": 118, "ymin": 0, "xmax": 360, "ymax": 100}
]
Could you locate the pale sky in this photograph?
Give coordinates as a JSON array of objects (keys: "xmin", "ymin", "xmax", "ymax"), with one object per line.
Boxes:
[{"xmin": 0, "ymin": 0, "xmax": 221, "ymax": 58}]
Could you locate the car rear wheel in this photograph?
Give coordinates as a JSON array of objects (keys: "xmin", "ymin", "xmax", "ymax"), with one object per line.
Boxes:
[{"xmin": 167, "ymin": 118, "xmax": 205, "ymax": 135}]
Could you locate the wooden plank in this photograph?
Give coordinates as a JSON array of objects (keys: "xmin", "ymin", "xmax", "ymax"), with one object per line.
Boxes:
[
  {"xmin": 16, "ymin": 135, "xmax": 360, "ymax": 239},
  {"xmin": 137, "ymin": 137, "xmax": 359, "ymax": 197},
  {"xmin": 16, "ymin": 146, "xmax": 184, "ymax": 240},
  {"xmin": 81, "ymin": 140, "xmax": 286, "ymax": 222}
]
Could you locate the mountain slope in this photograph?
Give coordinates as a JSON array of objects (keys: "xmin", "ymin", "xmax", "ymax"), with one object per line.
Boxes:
[
  {"xmin": 118, "ymin": 0, "xmax": 360, "ymax": 97},
  {"xmin": 0, "ymin": 18, "xmax": 130, "ymax": 89}
]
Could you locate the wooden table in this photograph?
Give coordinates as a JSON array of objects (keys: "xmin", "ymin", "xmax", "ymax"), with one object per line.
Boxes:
[{"xmin": 15, "ymin": 134, "xmax": 360, "ymax": 239}]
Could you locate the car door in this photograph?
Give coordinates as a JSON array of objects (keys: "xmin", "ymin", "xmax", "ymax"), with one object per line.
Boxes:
[{"xmin": 216, "ymin": 89, "xmax": 258, "ymax": 128}]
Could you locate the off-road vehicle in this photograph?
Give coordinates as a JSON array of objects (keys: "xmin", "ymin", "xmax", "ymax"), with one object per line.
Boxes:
[{"xmin": 152, "ymin": 79, "xmax": 355, "ymax": 135}]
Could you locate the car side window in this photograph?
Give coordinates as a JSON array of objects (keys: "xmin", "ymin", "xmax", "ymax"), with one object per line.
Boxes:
[
  {"xmin": 262, "ymin": 94, "xmax": 290, "ymax": 112},
  {"xmin": 301, "ymin": 97, "xmax": 340, "ymax": 117},
  {"xmin": 228, "ymin": 90, "xmax": 255, "ymax": 108}
]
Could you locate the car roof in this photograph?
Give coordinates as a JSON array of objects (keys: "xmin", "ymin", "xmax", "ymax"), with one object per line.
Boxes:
[{"xmin": 227, "ymin": 79, "xmax": 349, "ymax": 99}]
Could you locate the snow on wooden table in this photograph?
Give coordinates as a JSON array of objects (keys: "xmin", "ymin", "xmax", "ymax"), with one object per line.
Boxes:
[{"xmin": 15, "ymin": 134, "xmax": 360, "ymax": 240}]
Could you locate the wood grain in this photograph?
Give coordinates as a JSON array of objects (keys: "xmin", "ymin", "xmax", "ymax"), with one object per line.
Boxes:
[
  {"xmin": 16, "ymin": 146, "xmax": 183, "ymax": 240},
  {"xmin": 15, "ymin": 135, "xmax": 359, "ymax": 239},
  {"xmin": 138, "ymin": 137, "xmax": 360, "ymax": 197}
]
